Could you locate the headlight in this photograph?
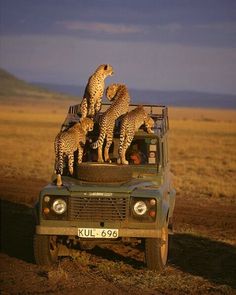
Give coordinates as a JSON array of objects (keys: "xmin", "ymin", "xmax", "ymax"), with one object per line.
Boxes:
[
  {"xmin": 52, "ymin": 199, "xmax": 67, "ymax": 214},
  {"xmin": 133, "ymin": 201, "xmax": 147, "ymax": 216}
]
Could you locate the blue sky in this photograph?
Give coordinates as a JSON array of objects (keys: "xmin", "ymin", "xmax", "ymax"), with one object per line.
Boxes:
[{"xmin": 1, "ymin": 0, "xmax": 236, "ymax": 94}]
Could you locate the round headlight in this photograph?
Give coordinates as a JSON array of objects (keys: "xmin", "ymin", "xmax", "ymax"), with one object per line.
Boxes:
[
  {"xmin": 133, "ymin": 201, "xmax": 147, "ymax": 216},
  {"xmin": 52, "ymin": 199, "xmax": 67, "ymax": 214}
]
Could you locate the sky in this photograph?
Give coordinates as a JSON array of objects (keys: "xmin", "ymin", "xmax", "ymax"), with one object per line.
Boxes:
[{"xmin": 0, "ymin": 0, "xmax": 236, "ymax": 94}]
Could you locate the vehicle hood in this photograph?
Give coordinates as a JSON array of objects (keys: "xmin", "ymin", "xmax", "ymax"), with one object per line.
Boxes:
[{"xmin": 61, "ymin": 176, "xmax": 161, "ymax": 195}]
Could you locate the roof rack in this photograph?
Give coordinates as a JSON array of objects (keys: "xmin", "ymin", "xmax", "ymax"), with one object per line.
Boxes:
[{"xmin": 61, "ymin": 103, "xmax": 169, "ymax": 136}]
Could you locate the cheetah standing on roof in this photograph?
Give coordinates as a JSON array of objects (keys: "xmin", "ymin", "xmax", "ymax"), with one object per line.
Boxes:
[
  {"xmin": 118, "ymin": 105, "xmax": 155, "ymax": 165},
  {"xmin": 54, "ymin": 118, "xmax": 94, "ymax": 186},
  {"xmin": 92, "ymin": 83, "xmax": 130, "ymax": 163},
  {"xmin": 80, "ymin": 64, "xmax": 114, "ymax": 119}
]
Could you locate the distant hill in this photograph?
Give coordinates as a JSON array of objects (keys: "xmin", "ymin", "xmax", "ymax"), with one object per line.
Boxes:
[
  {"xmin": 0, "ymin": 68, "xmax": 76, "ymax": 100},
  {"xmin": 1, "ymin": 68, "xmax": 235, "ymax": 108},
  {"xmin": 130, "ymin": 89, "xmax": 236, "ymax": 109},
  {"xmin": 34, "ymin": 82, "xmax": 236, "ymax": 109}
]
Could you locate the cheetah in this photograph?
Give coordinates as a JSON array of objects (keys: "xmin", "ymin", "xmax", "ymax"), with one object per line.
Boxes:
[
  {"xmin": 54, "ymin": 117, "xmax": 94, "ymax": 186},
  {"xmin": 92, "ymin": 83, "xmax": 130, "ymax": 163},
  {"xmin": 117, "ymin": 105, "xmax": 155, "ymax": 165},
  {"xmin": 80, "ymin": 64, "xmax": 114, "ymax": 118}
]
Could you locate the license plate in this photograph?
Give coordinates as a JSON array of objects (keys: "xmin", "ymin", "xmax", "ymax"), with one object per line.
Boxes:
[{"xmin": 78, "ymin": 228, "xmax": 119, "ymax": 239}]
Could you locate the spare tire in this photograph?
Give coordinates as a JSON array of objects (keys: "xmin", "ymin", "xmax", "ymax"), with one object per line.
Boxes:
[{"xmin": 75, "ymin": 163, "xmax": 132, "ymax": 183}]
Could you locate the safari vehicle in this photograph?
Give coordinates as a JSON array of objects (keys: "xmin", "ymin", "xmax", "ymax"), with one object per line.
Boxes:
[{"xmin": 34, "ymin": 104, "xmax": 176, "ymax": 271}]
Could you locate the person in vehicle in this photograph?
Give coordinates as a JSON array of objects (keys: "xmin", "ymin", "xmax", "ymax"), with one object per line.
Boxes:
[{"xmin": 130, "ymin": 150, "xmax": 147, "ymax": 164}]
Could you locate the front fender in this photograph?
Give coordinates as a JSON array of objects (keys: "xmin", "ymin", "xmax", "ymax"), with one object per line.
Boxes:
[{"xmin": 161, "ymin": 188, "xmax": 176, "ymax": 227}]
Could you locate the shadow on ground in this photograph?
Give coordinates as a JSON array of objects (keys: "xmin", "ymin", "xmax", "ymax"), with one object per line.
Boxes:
[
  {"xmin": 1, "ymin": 199, "xmax": 236, "ymax": 289},
  {"xmin": 89, "ymin": 245, "xmax": 144, "ymax": 269},
  {"xmin": 90, "ymin": 234, "xmax": 236, "ymax": 289},
  {"xmin": 0, "ymin": 199, "xmax": 35, "ymax": 262},
  {"xmin": 169, "ymin": 233, "xmax": 236, "ymax": 289}
]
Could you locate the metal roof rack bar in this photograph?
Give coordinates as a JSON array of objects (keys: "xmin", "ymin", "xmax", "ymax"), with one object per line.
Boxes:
[{"xmin": 63, "ymin": 102, "xmax": 169, "ymax": 136}]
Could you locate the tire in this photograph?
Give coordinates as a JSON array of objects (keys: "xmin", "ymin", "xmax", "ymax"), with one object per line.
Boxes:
[
  {"xmin": 145, "ymin": 224, "xmax": 168, "ymax": 271},
  {"xmin": 34, "ymin": 234, "xmax": 59, "ymax": 265},
  {"xmin": 75, "ymin": 163, "xmax": 132, "ymax": 183}
]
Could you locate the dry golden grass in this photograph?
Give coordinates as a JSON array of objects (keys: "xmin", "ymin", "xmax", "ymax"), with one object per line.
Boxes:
[
  {"xmin": 0, "ymin": 101, "xmax": 75, "ymax": 181},
  {"xmin": 170, "ymin": 119, "xmax": 236, "ymax": 200},
  {"xmin": 0, "ymin": 101, "xmax": 235, "ymax": 202},
  {"xmin": 169, "ymin": 106, "xmax": 236, "ymax": 122}
]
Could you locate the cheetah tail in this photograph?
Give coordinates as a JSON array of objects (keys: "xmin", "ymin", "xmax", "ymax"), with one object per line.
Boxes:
[
  {"xmin": 56, "ymin": 147, "xmax": 64, "ymax": 176},
  {"xmin": 118, "ymin": 122, "xmax": 126, "ymax": 155},
  {"xmin": 56, "ymin": 174, "xmax": 62, "ymax": 186}
]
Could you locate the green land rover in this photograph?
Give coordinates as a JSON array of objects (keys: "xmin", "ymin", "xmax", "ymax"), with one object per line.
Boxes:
[{"xmin": 34, "ymin": 104, "xmax": 176, "ymax": 271}]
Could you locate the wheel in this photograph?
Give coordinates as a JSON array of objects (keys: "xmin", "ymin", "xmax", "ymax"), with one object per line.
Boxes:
[
  {"xmin": 34, "ymin": 235, "xmax": 59, "ymax": 265},
  {"xmin": 75, "ymin": 162, "xmax": 132, "ymax": 183},
  {"xmin": 145, "ymin": 224, "xmax": 168, "ymax": 271}
]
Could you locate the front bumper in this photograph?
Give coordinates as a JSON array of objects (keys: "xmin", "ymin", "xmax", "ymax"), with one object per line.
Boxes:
[{"xmin": 36, "ymin": 225, "xmax": 161, "ymax": 238}]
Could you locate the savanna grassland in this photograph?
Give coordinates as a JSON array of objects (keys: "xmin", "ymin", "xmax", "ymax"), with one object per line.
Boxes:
[{"xmin": 1, "ymin": 98, "xmax": 236, "ymax": 295}]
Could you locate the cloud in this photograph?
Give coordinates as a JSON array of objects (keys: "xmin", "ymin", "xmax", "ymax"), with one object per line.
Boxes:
[
  {"xmin": 56, "ymin": 20, "xmax": 145, "ymax": 34},
  {"xmin": 53, "ymin": 19, "xmax": 236, "ymax": 48},
  {"xmin": 58, "ymin": 20, "xmax": 185, "ymax": 35}
]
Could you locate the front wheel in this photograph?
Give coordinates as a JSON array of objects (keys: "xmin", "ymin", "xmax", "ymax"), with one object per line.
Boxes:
[
  {"xmin": 34, "ymin": 235, "xmax": 59, "ymax": 265},
  {"xmin": 145, "ymin": 224, "xmax": 168, "ymax": 271}
]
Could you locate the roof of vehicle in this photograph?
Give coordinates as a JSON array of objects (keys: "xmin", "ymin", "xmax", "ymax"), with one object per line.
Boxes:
[{"xmin": 62, "ymin": 103, "xmax": 169, "ymax": 137}]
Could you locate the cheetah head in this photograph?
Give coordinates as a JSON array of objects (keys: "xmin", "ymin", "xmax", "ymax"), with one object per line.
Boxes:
[
  {"xmin": 105, "ymin": 83, "xmax": 123, "ymax": 101},
  {"xmin": 80, "ymin": 117, "xmax": 94, "ymax": 132},
  {"xmin": 97, "ymin": 64, "xmax": 114, "ymax": 77},
  {"xmin": 144, "ymin": 116, "xmax": 155, "ymax": 134}
]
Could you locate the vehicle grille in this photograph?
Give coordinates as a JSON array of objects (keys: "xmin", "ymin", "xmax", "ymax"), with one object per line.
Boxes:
[{"xmin": 69, "ymin": 195, "xmax": 128, "ymax": 221}]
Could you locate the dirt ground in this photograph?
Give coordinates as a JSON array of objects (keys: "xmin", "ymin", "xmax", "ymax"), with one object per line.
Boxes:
[
  {"xmin": 0, "ymin": 101, "xmax": 236, "ymax": 294},
  {"xmin": 1, "ymin": 176, "xmax": 236, "ymax": 295}
]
